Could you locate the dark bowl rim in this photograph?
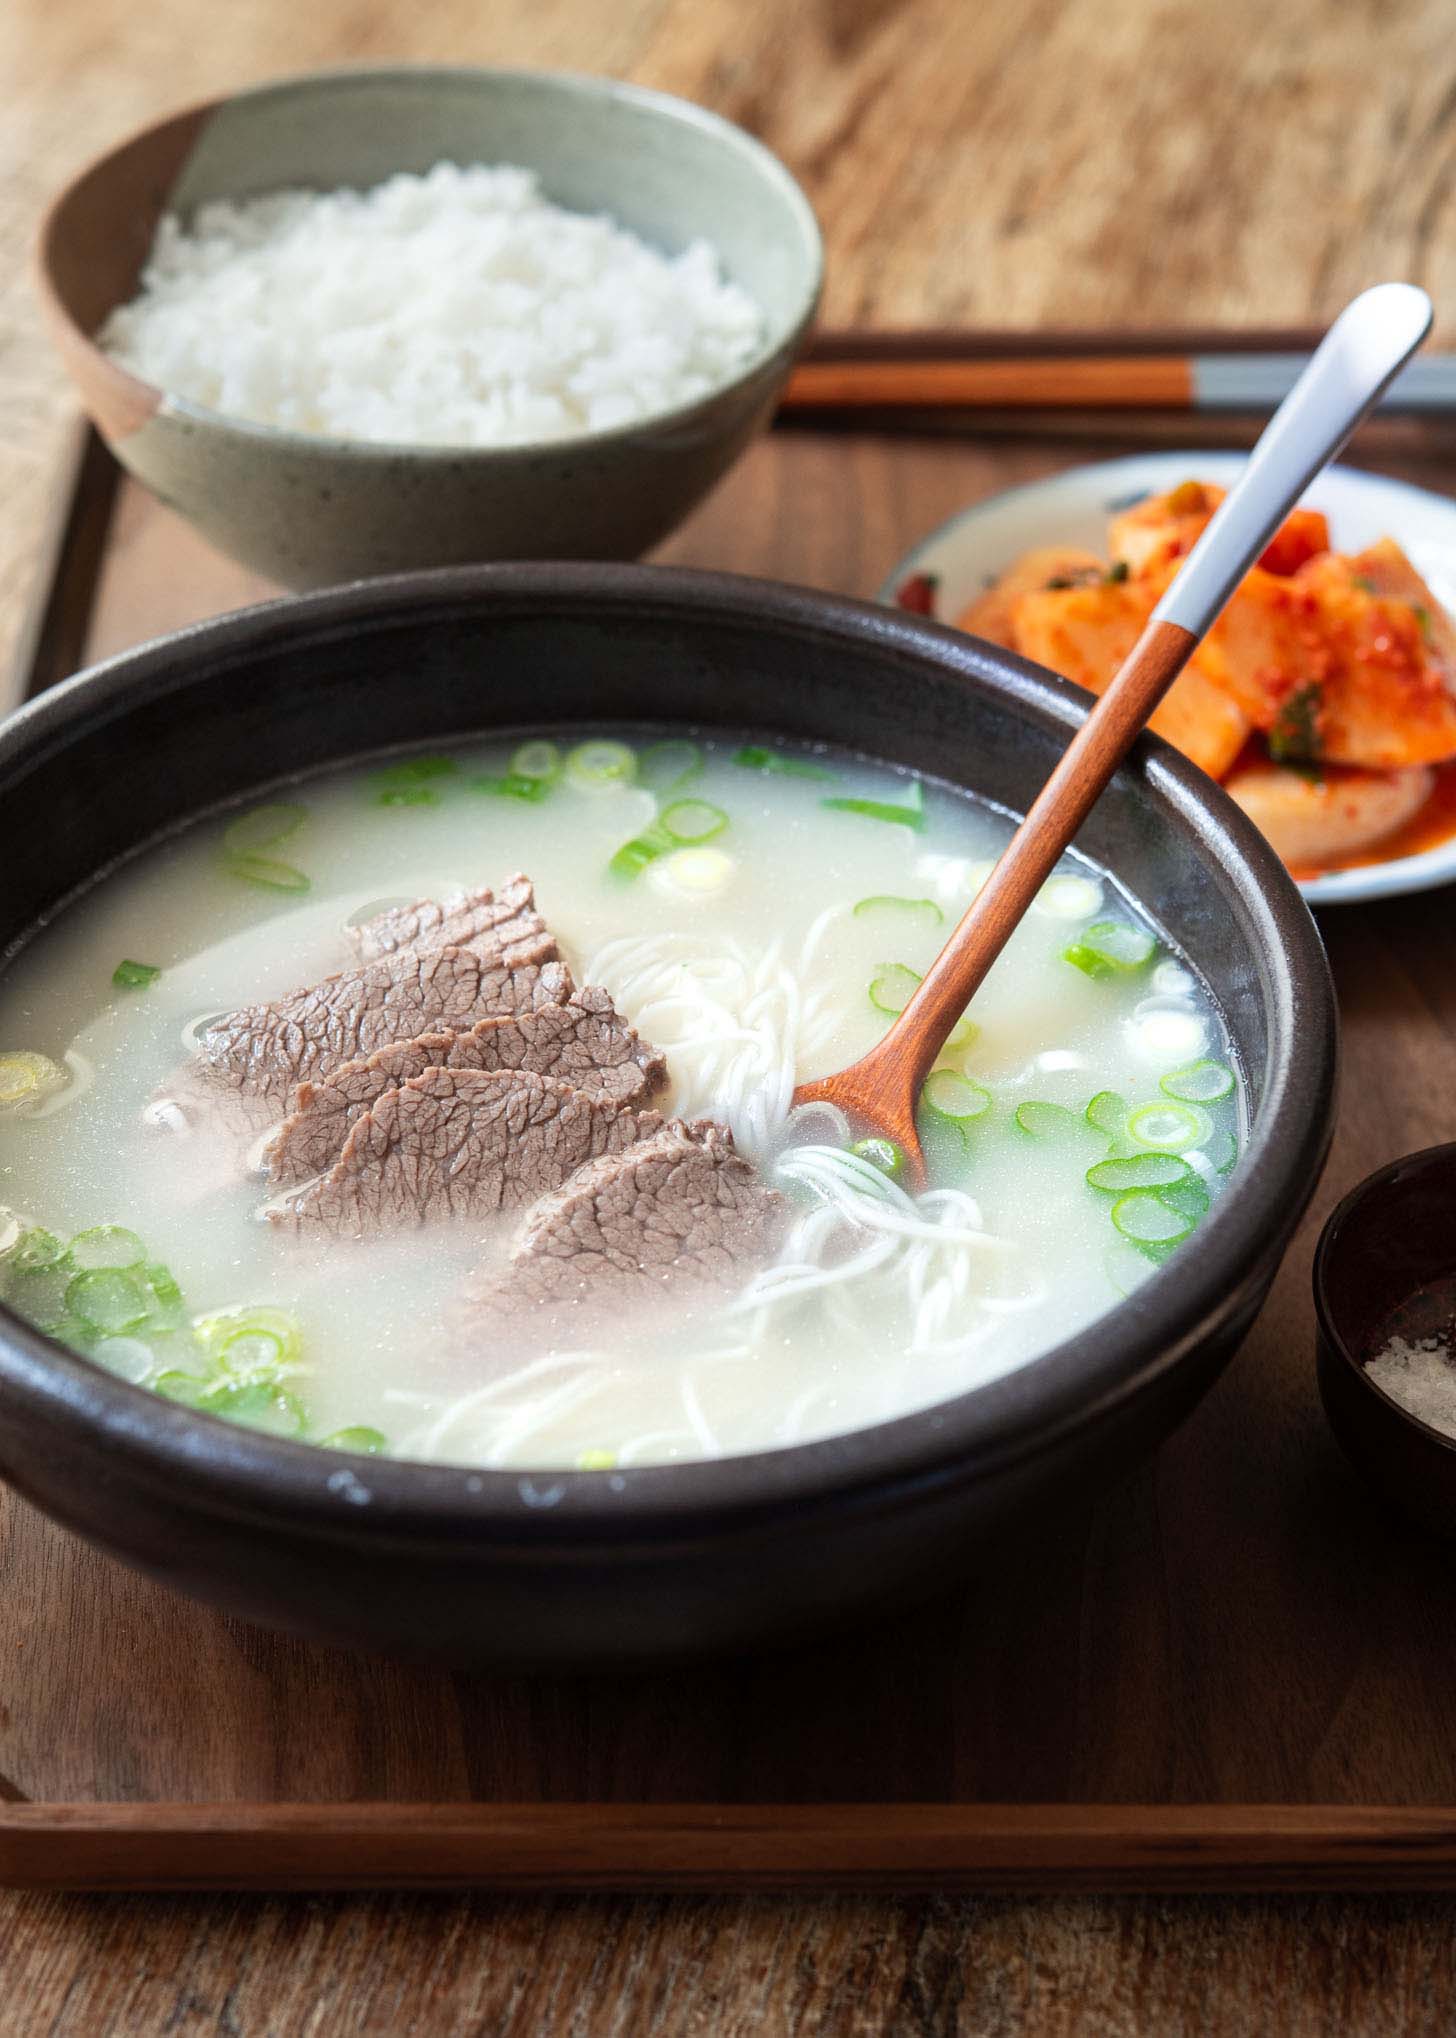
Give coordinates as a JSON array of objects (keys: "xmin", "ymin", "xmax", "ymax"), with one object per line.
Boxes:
[
  {"xmin": 1312, "ymin": 1137, "xmax": 1456, "ymax": 1454},
  {"xmin": 35, "ymin": 62, "xmax": 825, "ymax": 465},
  {"xmin": 0, "ymin": 562, "xmax": 1338, "ymax": 1548}
]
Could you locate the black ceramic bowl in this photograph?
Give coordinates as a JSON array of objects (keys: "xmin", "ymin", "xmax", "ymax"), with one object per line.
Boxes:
[
  {"xmin": 1315, "ymin": 1143, "xmax": 1456, "ymax": 1538},
  {"xmin": 0, "ymin": 567, "xmax": 1337, "ymax": 1665}
]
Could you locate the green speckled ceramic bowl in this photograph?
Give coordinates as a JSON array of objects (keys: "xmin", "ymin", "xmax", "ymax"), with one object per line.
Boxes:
[{"xmin": 36, "ymin": 67, "xmax": 823, "ymax": 591}]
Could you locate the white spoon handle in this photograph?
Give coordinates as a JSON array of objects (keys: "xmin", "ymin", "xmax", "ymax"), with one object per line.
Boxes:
[{"xmin": 1153, "ymin": 282, "xmax": 1433, "ymax": 636}]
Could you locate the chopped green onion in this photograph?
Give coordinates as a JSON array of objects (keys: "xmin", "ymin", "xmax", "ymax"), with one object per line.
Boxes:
[
  {"xmin": 112, "ymin": 959, "xmax": 160, "ymax": 990},
  {"xmin": 69, "ymin": 1226, "xmax": 145, "ymax": 1272},
  {"xmin": 222, "ymin": 803, "xmax": 307, "ymax": 855},
  {"xmin": 137, "ymin": 1261, "xmax": 186, "ymax": 1327},
  {"xmin": 1204, "ymin": 1128, "xmax": 1239, "ymax": 1175},
  {"xmin": 639, "ymin": 740, "xmax": 703, "ymax": 792},
  {"xmin": 1160, "ymin": 1060, "xmax": 1235, "ymax": 1104},
  {"xmin": 565, "ymin": 740, "xmax": 636, "ymax": 789},
  {"xmin": 376, "ymin": 784, "xmax": 442, "ymax": 807},
  {"xmin": 66, "ymin": 1268, "xmax": 150, "ymax": 1336},
  {"xmin": 2, "ymin": 1225, "xmax": 64, "ymax": 1273},
  {"xmin": 1085, "ymin": 1090, "xmax": 1130, "ymax": 1139},
  {"xmin": 924, "ymin": 1070, "xmax": 992, "ymax": 1123},
  {"xmin": 852, "ymin": 895, "xmax": 945, "ymax": 924},
  {"xmin": 865, "ymin": 962, "xmax": 973, "ymax": 1046},
  {"xmin": 470, "ymin": 772, "xmax": 550, "ymax": 804},
  {"xmin": 1087, "ymin": 1152, "xmax": 1192, "ymax": 1193},
  {"xmin": 1106, "ymin": 559, "xmax": 1131, "ymax": 583},
  {"xmin": 850, "ymin": 1136, "xmax": 905, "ymax": 1179},
  {"xmin": 509, "ymin": 740, "xmax": 561, "ymax": 782},
  {"xmin": 1111, "ymin": 1190, "xmax": 1195, "ymax": 1247},
  {"xmin": 732, "ymin": 745, "xmax": 836, "ymax": 781},
  {"xmin": 609, "ymin": 824, "xmax": 672, "ymax": 878},
  {"xmin": 223, "ymin": 853, "xmax": 310, "ymax": 893},
  {"xmin": 577, "ymin": 1447, "xmax": 618, "ymax": 1470},
  {"xmin": 1126, "ymin": 1102, "xmax": 1214, "ymax": 1153},
  {"xmin": 200, "ymin": 1381, "xmax": 308, "ymax": 1438},
  {"xmin": 868, "ymin": 963, "xmax": 921, "ymax": 1017},
  {"xmin": 661, "ymin": 799, "xmax": 728, "ymax": 845},
  {"xmin": 319, "ymin": 1426, "xmax": 388, "ymax": 1455},
  {"xmin": 822, "ymin": 779, "xmax": 925, "ymax": 831},
  {"xmin": 1157, "ymin": 1176, "xmax": 1211, "ymax": 1225},
  {"xmin": 1015, "ymin": 1100, "xmax": 1084, "ymax": 1140},
  {"xmin": 0, "ymin": 1052, "xmax": 67, "ymax": 1109},
  {"xmin": 7, "ymin": 1265, "xmax": 74, "ymax": 1333},
  {"xmin": 194, "ymin": 1305, "xmax": 302, "ymax": 1383},
  {"xmin": 1061, "ymin": 920, "xmax": 1156, "ymax": 979}
]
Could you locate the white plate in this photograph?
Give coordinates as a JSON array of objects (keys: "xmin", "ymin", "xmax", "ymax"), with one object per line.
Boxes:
[{"xmin": 881, "ymin": 451, "xmax": 1456, "ymax": 906}]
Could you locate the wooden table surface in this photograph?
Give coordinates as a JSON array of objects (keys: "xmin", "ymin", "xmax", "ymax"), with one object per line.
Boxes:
[{"xmin": 6, "ymin": 0, "xmax": 1456, "ymax": 2027}]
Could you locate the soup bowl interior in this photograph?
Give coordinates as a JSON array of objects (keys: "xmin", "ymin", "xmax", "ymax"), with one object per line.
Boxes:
[
  {"xmin": 36, "ymin": 67, "xmax": 823, "ymax": 588},
  {"xmin": 0, "ymin": 567, "xmax": 1336, "ymax": 1664}
]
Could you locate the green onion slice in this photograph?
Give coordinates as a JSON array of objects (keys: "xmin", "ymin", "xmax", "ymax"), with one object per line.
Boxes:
[
  {"xmin": 69, "ymin": 1225, "xmax": 146, "ymax": 1272},
  {"xmin": 868, "ymin": 963, "xmax": 921, "ymax": 1016},
  {"xmin": 1015, "ymin": 1100, "xmax": 1083, "ymax": 1140},
  {"xmin": 470, "ymin": 772, "xmax": 549, "ymax": 804},
  {"xmin": 1087, "ymin": 1152, "xmax": 1192, "ymax": 1193},
  {"xmin": 112, "ymin": 959, "xmax": 160, "ymax": 990},
  {"xmin": 1111, "ymin": 1191, "xmax": 1195, "ymax": 1246},
  {"xmin": 155, "ymin": 1370, "xmax": 211, "ymax": 1408},
  {"xmin": 7, "ymin": 1265, "xmax": 74, "ymax": 1333},
  {"xmin": 1204, "ymin": 1128, "xmax": 1239, "ymax": 1175},
  {"xmin": 201, "ymin": 1381, "xmax": 308, "ymax": 1438},
  {"xmin": 0, "ymin": 1053, "xmax": 67, "ymax": 1108},
  {"xmin": 66, "ymin": 1268, "xmax": 150, "ymax": 1336},
  {"xmin": 194, "ymin": 1305, "xmax": 302, "ymax": 1382},
  {"xmin": 1157, "ymin": 1176, "xmax": 1211, "ymax": 1224},
  {"xmin": 565, "ymin": 740, "xmax": 636, "ymax": 789},
  {"xmin": 1160, "ymin": 1059, "xmax": 1236, "ymax": 1104},
  {"xmin": 660, "ymin": 799, "xmax": 728, "ymax": 846},
  {"xmin": 577, "ymin": 1447, "xmax": 618, "ymax": 1470},
  {"xmin": 1126, "ymin": 1102, "xmax": 1214, "ymax": 1153},
  {"xmin": 1061, "ymin": 920, "xmax": 1156, "ymax": 979},
  {"xmin": 638, "ymin": 740, "xmax": 703, "ymax": 792},
  {"xmin": 924, "ymin": 1070, "xmax": 992, "ymax": 1123},
  {"xmin": 2, "ymin": 1225, "xmax": 64, "ymax": 1272},
  {"xmin": 1085, "ymin": 1090, "xmax": 1130, "ymax": 1140},
  {"xmin": 732, "ymin": 745, "xmax": 836, "ymax": 781},
  {"xmin": 223, "ymin": 853, "xmax": 310, "ymax": 893},
  {"xmin": 223, "ymin": 803, "xmax": 307, "ymax": 854},
  {"xmin": 852, "ymin": 895, "xmax": 945, "ymax": 924},
  {"xmin": 609, "ymin": 823, "xmax": 672, "ymax": 878},
  {"xmin": 850, "ymin": 1135, "xmax": 905, "ymax": 1179},
  {"xmin": 822, "ymin": 779, "xmax": 925, "ymax": 831},
  {"xmin": 319, "ymin": 1425, "xmax": 389, "ymax": 1455},
  {"xmin": 509, "ymin": 740, "xmax": 561, "ymax": 782}
]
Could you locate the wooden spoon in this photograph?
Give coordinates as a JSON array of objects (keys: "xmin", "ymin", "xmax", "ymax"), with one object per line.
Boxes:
[{"xmin": 793, "ymin": 283, "xmax": 1433, "ymax": 1187}]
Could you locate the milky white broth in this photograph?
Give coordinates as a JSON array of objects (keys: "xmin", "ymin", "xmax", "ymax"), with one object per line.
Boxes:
[{"xmin": 0, "ymin": 734, "xmax": 1241, "ymax": 1469}]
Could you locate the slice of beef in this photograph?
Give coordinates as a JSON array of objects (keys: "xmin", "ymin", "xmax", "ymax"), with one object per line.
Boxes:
[
  {"xmin": 347, "ymin": 875, "xmax": 555, "ymax": 968},
  {"xmin": 268, "ymin": 1069, "xmax": 662, "ymax": 1236},
  {"xmin": 200, "ymin": 951, "xmax": 572, "ymax": 1107},
  {"xmin": 265, "ymin": 989, "xmax": 668, "ymax": 1186},
  {"xmin": 456, "ymin": 1119, "xmax": 784, "ymax": 1343}
]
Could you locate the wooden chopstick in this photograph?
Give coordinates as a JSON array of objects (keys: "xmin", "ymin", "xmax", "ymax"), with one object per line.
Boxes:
[{"xmin": 783, "ymin": 328, "xmax": 1456, "ymax": 414}]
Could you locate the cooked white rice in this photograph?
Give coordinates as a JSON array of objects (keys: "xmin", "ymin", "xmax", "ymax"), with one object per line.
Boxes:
[{"xmin": 99, "ymin": 161, "xmax": 765, "ymax": 448}]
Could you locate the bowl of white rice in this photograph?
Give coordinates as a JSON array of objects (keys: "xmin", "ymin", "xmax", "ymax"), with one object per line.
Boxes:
[{"xmin": 37, "ymin": 67, "xmax": 822, "ymax": 590}]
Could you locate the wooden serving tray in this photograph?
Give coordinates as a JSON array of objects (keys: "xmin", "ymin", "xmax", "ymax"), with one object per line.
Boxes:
[{"xmin": 5, "ymin": 420, "xmax": 1456, "ymax": 1892}]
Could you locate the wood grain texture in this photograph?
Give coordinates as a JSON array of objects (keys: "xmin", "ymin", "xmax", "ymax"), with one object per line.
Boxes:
[
  {"xmin": 5, "ymin": 0, "xmax": 1456, "ymax": 676},
  {"xmin": 8, "ymin": 426, "xmax": 1456, "ymax": 2017}
]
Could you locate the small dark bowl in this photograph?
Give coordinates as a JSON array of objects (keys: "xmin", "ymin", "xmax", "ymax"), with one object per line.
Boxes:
[
  {"xmin": 0, "ymin": 567, "xmax": 1337, "ymax": 1665},
  {"xmin": 1315, "ymin": 1143, "xmax": 1456, "ymax": 1537}
]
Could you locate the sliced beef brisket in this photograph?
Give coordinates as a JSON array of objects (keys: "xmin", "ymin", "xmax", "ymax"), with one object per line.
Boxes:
[
  {"xmin": 347, "ymin": 876, "xmax": 554, "ymax": 968},
  {"xmin": 265, "ymin": 989, "xmax": 666, "ymax": 1186},
  {"xmin": 268, "ymin": 1069, "xmax": 661, "ymax": 1236}
]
